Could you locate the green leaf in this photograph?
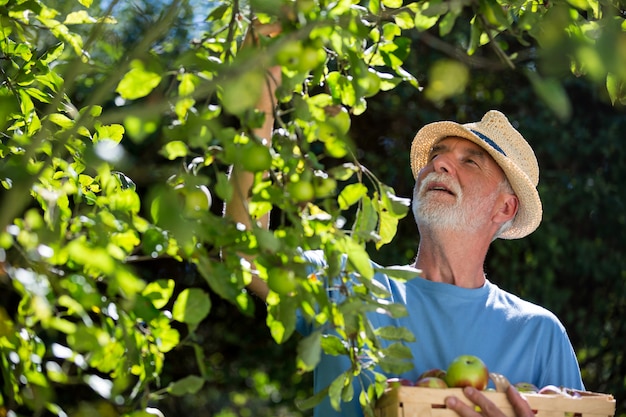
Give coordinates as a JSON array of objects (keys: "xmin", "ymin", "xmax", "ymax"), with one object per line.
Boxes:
[
  {"xmin": 329, "ymin": 371, "xmax": 349, "ymax": 411},
  {"xmin": 116, "ymin": 59, "xmax": 162, "ymax": 100},
  {"xmin": 394, "ymin": 11, "xmax": 415, "ymax": 30},
  {"xmin": 47, "ymin": 113, "xmax": 74, "ymax": 129},
  {"xmin": 606, "ymin": 72, "xmax": 625, "ymax": 106},
  {"xmin": 382, "ymin": 342, "xmax": 413, "ymax": 359},
  {"xmin": 373, "ymin": 266, "xmax": 421, "ymax": 282},
  {"xmin": 374, "ymin": 186, "xmax": 410, "ymax": 248},
  {"xmin": 221, "ymin": 70, "xmax": 264, "ymax": 115},
  {"xmin": 376, "ymin": 208, "xmax": 398, "ymax": 249},
  {"xmin": 297, "ymin": 330, "xmax": 322, "ymax": 372},
  {"xmin": 356, "ymin": 276, "xmax": 391, "ymax": 298},
  {"xmin": 379, "ymin": 301, "xmax": 408, "ymax": 318},
  {"xmin": 172, "ymin": 288, "xmax": 211, "ymax": 325},
  {"xmin": 377, "ymin": 342, "xmax": 415, "ymax": 374},
  {"xmin": 338, "ymin": 183, "xmax": 368, "ymax": 210},
  {"xmin": 178, "ymin": 72, "xmax": 199, "ymax": 96},
  {"xmin": 468, "ymin": 19, "xmax": 481, "ymax": 55},
  {"xmin": 479, "ymin": 0, "xmax": 510, "ymax": 27},
  {"xmin": 124, "ymin": 114, "xmax": 159, "ymax": 144},
  {"xmin": 337, "ymin": 236, "xmax": 374, "ymax": 279},
  {"xmin": 151, "ymin": 316, "xmax": 180, "ymax": 353},
  {"xmin": 142, "ymin": 279, "xmax": 175, "ymax": 309},
  {"xmin": 64, "ymin": 11, "xmax": 96, "ymax": 24},
  {"xmin": 214, "ymin": 171, "xmax": 233, "ymax": 202},
  {"xmin": 94, "ymin": 123, "xmax": 124, "ymax": 143},
  {"xmin": 167, "ymin": 375, "xmax": 205, "ymax": 396},
  {"xmin": 382, "ymin": 0, "xmax": 402, "ymax": 7},
  {"xmin": 327, "ymin": 72, "xmax": 356, "ymax": 106},
  {"xmin": 439, "ymin": 10, "xmax": 458, "ymax": 37},
  {"xmin": 320, "ymin": 334, "xmax": 349, "ymax": 356},
  {"xmin": 342, "ymin": 373, "xmax": 354, "ymax": 403},
  {"xmin": 327, "ymin": 369, "xmax": 356, "ymax": 410},
  {"xmin": 162, "ymin": 141, "xmax": 189, "ymax": 160},
  {"xmin": 368, "ymin": 0, "xmax": 380, "ymax": 14},
  {"xmin": 354, "ymin": 196, "xmax": 378, "ymax": 241},
  {"xmin": 374, "ymin": 325, "xmax": 416, "ymax": 342},
  {"xmin": 329, "ymin": 163, "xmax": 358, "ymax": 181},
  {"xmin": 0, "ymin": 91, "xmax": 18, "ymax": 131},
  {"xmin": 108, "ymin": 189, "xmax": 140, "ymax": 213},
  {"xmin": 526, "ymin": 71, "xmax": 572, "ymax": 121},
  {"xmin": 196, "ymin": 257, "xmax": 243, "ymax": 301},
  {"xmin": 296, "ymin": 385, "xmax": 329, "ymax": 411},
  {"xmin": 413, "ymin": 8, "xmax": 440, "ymax": 32},
  {"xmin": 266, "ymin": 296, "xmax": 297, "ymax": 343}
]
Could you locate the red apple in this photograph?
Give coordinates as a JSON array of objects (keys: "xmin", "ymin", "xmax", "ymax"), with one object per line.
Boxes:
[
  {"xmin": 444, "ymin": 355, "xmax": 489, "ymax": 390},
  {"xmin": 538, "ymin": 385, "xmax": 577, "ymax": 397},
  {"xmin": 538, "ymin": 385, "xmax": 564, "ymax": 395},
  {"xmin": 563, "ymin": 388, "xmax": 582, "ymax": 398},
  {"xmin": 417, "ymin": 368, "xmax": 447, "ymax": 380},
  {"xmin": 415, "ymin": 376, "xmax": 448, "ymax": 388},
  {"xmin": 387, "ymin": 377, "xmax": 414, "ymax": 388}
]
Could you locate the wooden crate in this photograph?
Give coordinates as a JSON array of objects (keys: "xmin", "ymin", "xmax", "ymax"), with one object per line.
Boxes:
[{"xmin": 375, "ymin": 387, "xmax": 615, "ymax": 417}]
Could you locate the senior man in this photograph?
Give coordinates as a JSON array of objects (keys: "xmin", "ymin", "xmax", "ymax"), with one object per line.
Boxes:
[
  {"xmin": 224, "ymin": 65, "xmax": 584, "ymax": 417},
  {"xmin": 293, "ymin": 110, "xmax": 583, "ymax": 417}
]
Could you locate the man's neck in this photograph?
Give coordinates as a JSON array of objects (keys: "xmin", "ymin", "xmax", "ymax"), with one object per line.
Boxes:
[{"xmin": 412, "ymin": 227, "xmax": 490, "ymax": 289}]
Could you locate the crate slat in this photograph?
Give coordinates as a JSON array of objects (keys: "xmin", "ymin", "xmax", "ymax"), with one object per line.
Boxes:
[{"xmin": 374, "ymin": 387, "xmax": 616, "ymax": 417}]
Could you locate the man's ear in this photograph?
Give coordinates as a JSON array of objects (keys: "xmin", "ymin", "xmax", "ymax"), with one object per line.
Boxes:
[{"xmin": 493, "ymin": 193, "xmax": 519, "ymax": 224}]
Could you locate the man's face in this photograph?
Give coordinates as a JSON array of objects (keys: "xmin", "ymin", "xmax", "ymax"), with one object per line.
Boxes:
[{"xmin": 412, "ymin": 136, "xmax": 508, "ymax": 233}]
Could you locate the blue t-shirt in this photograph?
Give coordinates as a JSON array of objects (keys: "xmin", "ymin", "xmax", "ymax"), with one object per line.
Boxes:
[{"xmin": 296, "ymin": 250, "xmax": 584, "ymax": 417}]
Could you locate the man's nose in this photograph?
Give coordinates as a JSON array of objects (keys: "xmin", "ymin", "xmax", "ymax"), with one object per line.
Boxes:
[{"xmin": 431, "ymin": 154, "xmax": 454, "ymax": 174}]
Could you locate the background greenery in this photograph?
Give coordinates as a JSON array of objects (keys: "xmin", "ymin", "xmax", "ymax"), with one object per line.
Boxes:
[{"xmin": 0, "ymin": 0, "xmax": 624, "ymax": 416}]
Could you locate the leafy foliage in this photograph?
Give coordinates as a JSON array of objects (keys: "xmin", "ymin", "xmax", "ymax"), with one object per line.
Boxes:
[{"xmin": 0, "ymin": 0, "xmax": 624, "ymax": 416}]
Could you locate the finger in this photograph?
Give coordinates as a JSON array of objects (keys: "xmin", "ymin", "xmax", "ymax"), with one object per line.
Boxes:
[
  {"xmin": 253, "ymin": 21, "xmax": 282, "ymax": 37},
  {"xmin": 506, "ymin": 386, "xmax": 535, "ymax": 417},
  {"xmin": 460, "ymin": 387, "xmax": 504, "ymax": 417},
  {"xmin": 445, "ymin": 395, "xmax": 481, "ymax": 417},
  {"xmin": 243, "ymin": 20, "xmax": 282, "ymax": 46}
]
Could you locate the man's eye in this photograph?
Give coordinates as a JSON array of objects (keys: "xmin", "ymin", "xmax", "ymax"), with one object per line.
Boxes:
[{"xmin": 465, "ymin": 158, "xmax": 477, "ymax": 165}]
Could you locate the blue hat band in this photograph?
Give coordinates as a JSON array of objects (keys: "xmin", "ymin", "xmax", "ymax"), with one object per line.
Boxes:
[{"xmin": 470, "ymin": 129, "xmax": 507, "ymax": 157}]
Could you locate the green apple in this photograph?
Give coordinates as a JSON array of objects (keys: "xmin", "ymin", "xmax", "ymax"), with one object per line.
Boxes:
[
  {"xmin": 415, "ymin": 376, "xmax": 448, "ymax": 388},
  {"xmin": 240, "ymin": 142, "xmax": 272, "ymax": 172},
  {"xmin": 183, "ymin": 185, "xmax": 212, "ymax": 218},
  {"xmin": 514, "ymin": 382, "xmax": 539, "ymax": 393},
  {"xmin": 445, "ymin": 355, "xmax": 489, "ymax": 390},
  {"xmin": 267, "ymin": 267, "xmax": 298, "ymax": 295},
  {"xmin": 313, "ymin": 174, "xmax": 337, "ymax": 198},
  {"xmin": 287, "ymin": 180, "xmax": 314, "ymax": 202}
]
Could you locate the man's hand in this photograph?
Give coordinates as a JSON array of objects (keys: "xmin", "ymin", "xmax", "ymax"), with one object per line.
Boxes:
[{"xmin": 445, "ymin": 386, "xmax": 534, "ymax": 417}]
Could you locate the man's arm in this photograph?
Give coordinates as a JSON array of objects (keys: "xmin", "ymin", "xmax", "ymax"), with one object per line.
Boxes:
[
  {"xmin": 445, "ymin": 386, "xmax": 535, "ymax": 417},
  {"xmin": 222, "ymin": 25, "xmax": 282, "ymax": 302}
]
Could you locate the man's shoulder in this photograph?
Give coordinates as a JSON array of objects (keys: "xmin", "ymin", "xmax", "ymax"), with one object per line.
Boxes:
[{"xmin": 487, "ymin": 282, "xmax": 564, "ymax": 327}]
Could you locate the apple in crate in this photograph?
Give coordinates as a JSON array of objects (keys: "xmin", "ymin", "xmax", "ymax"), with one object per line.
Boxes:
[
  {"xmin": 444, "ymin": 355, "xmax": 489, "ymax": 390},
  {"xmin": 415, "ymin": 376, "xmax": 448, "ymax": 388},
  {"xmin": 386, "ymin": 377, "xmax": 414, "ymax": 388},
  {"xmin": 417, "ymin": 368, "xmax": 447, "ymax": 380},
  {"xmin": 515, "ymin": 382, "xmax": 539, "ymax": 393}
]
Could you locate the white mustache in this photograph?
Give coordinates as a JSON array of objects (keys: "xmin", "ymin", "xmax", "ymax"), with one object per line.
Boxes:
[{"xmin": 417, "ymin": 172, "xmax": 462, "ymax": 199}]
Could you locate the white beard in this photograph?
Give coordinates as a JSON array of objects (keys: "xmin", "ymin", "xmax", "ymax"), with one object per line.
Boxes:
[{"xmin": 412, "ymin": 172, "xmax": 498, "ymax": 234}]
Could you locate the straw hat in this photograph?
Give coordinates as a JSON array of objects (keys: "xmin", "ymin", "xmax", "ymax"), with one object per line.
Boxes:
[{"xmin": 410, "ymin": 110, "xmax": 542, "ymax": 239}]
